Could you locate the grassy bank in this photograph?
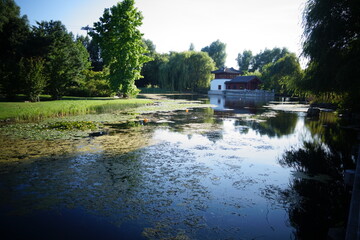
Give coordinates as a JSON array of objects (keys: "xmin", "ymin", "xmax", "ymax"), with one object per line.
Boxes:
[{"xmin": 0, "ymin": 98, "xmax": 153, "ymax": 121}]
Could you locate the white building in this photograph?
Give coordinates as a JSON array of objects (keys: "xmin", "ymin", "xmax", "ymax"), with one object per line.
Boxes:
[{"xmin": 208, "ymin": 67, "xmax": 241, "ymax": 95}]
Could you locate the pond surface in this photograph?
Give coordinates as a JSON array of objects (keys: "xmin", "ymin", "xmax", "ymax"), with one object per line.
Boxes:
[{"xmin": 0, "ymin": 95, "xmax": 358, "ymax": 240}]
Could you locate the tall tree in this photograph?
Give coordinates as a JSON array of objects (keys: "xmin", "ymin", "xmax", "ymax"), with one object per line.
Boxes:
[
  {"xmin": 159, "ymin": 51, "xmax": 215, "ymax": 92},
  {"xmin": 142, "ymin": 38, "xmax": 156, "ymax": 55},
  {"xmin": 85, "ymin": 37, "xmax": 103, "ymax": 71},
  {"xmin": 302, "ymin": 0, "xmax": 360, "ymax": 109},
  {"xmin": 201, "ymin": 40, "xmax": 227, "ymax": 69},
  {"xmin": 0, "ymin": 0, "xmax": 29, "ymax": 98},
  {"xmin": 236, "ymin": 50, "xmax": 253, "ymax": 72},
  {"xmin": 30, "ymin": 21, "xmax": 90, "ymax": 99},
  {"xmin": 250, "ymin": 47, "xmax": 289, "ymax": 72},
  {"xmin": 91, "ymin": 0, "xmax": 152, "ymax": 97},
  {"xmin": 138, "ymin": 39, "xmax": 162, "ymax": 87},
  {"xmin": 19, "ymin": 57, "xmax": 47, "ymax": 102},
  {"xmin": 188, "ymin": 51, "xmax": 216, "ymax": 91},
  {"xmin": 261, "ymin": 53, "xmax": 303, "ymax": 95}
]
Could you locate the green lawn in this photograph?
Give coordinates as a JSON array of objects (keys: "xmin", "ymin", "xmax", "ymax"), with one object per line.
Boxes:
[{"xmin": 0, "ymin": 98, "xmax": 153, "ymax": 121}]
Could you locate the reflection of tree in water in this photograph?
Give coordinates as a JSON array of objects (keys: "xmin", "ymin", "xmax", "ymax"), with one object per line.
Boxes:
[
  {"xmin": 0, "ymin": 130, "xmax": 213, "ymax": 239},
  {"xmin": 236, "ymin": 112, "xmax": 298, "ymax": 138},
  {"xmin": 275, "ymin": 142, "xmax": 351, "ymax": 239},
  {"xmin": 305, "ymin": 112, "xmax": 357, "ymax": 167},
  {"xmin": 224, "ymin": 97, "xmax": 267, "ymax": 114}
]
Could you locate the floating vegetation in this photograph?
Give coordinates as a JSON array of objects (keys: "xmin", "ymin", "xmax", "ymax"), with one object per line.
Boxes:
[
  {"xmin": 0, "ymin": 121, "xmax": 102, "ymax": 141},
  {"xmin": 47, "ymin": 121, "xmax": 98, "ymax": 131},
  {"xmin": 0, "ymin": 96, "xmax": 356, "ymax": 239}
]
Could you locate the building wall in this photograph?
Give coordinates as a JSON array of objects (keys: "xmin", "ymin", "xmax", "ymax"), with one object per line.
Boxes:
[{"xmin": 210, "ymin": 79, "xmax": 229, "ymax": 91}]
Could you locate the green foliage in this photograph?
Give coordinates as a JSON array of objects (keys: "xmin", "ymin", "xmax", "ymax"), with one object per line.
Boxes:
[
  {"xmin": 19, "ymin": 57, "xmax": 48, "ymax": 102},
  {"xmin": 138, "ymin": 40, "xmax": 165, "ymax": 88},
  {"xmin": 67, "ymin": 69, "xmax": 113, "ymax": 97},
  {"xmin": 261, "ymin": 53, "xmax": 303, "ymax": 95},
  {"xmin": 0, "ymin": 0, "xmax": 29, "ymax": 98},
  {"xmin": 158, "ymin": 51, "xmax": 216, "ymax": 92},
  {"xmin": 0, "ymin": 98, "xmax": 152, "ymax": 121},
  {"xmin": 236, "ymin": 47, "xmax": 303, "ymax": 95},
  {"xmin": 91, "ymin": 0, "xmax": 152, "ymax": 97},
  {"xmin": 142, "ymin": 38, "xmax": 156, "ymax": 55},
  {"xmin": 82, "ymin": 36, "xmax": 103, "ymax": 71},
  {"xmin": 47, "ymin": 121, "xmax": 98, "ymax": 131},
  {"xmin": 30, "ymin": 21, "xmax": 91, "ymax": 100},
  {"xmin": 302, "ymin": 0, "xmax": 360, "ymax": 110},
  {"xmin": 243, "ymin": 70, "xmax": 262, "ymax": 78},
  {"xmin": 236, "ymin": 50, "xmax": 253, "ymax": 72},
  {"xmin": 201, "ymin": 40, "xmax": 227, "ymax": 69},
  {"xmin": 250, "ymin": 47, "xmax": 290, "ymax": 72}
]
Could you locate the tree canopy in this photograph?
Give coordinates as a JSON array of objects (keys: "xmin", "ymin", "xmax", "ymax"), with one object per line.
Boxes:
[
  {"xmin": 0, "ymin": 0, "xmax": 29, "ymax": 98},
  {"xmin": 91, "ymin": 0, "xmax": 152, "ymax": 97},
  {"xmin": 30, "ymin": 21, "xmax": 91, "ymax": 99},
  {"xmin": 158, "ymin": 51, "xmax": 215, "ymax": 92},
  {"xmin": 236, "ymin": 50, "xmax": 253, "ymax": 72},
  {"xmin": 250, "ymin": 47, "xmax": 290, "ymax": 72},
  {"xmin": 201, "ymin": 40, "xmax": 227, "ymax": 69},
  {"xmin": 301, "ymin": 0, "xmax": 360, "ymax": 109},
  {"xmin": 261, "ymin": 53, "xmax": 303, "ymax": 95},
  {"xmin": 235, "ymin": 47, "xmax": 303, "ymax": 95}
]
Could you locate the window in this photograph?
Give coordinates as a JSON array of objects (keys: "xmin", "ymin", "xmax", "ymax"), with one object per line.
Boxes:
[{"xmin": 218, "ymin": 85, "xmax": 221, "ymax": 90}]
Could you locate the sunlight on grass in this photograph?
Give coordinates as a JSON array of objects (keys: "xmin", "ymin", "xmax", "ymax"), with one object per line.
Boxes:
[{"xmin": 0, "ymin": 99, "xmax": 153, "ymax": 121}]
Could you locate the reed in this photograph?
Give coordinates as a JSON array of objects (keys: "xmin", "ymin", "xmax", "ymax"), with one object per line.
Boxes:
[{"xmin": 0, "ymin": 98, "xmax": 152, "ymax": 121}]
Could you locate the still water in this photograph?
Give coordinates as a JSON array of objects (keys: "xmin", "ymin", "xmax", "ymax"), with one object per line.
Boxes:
[{"xmin": 0, "ymin": 95, "xmax": 357, "ymax": 239}]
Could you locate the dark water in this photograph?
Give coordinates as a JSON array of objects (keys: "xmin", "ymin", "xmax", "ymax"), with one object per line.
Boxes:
[{"xmin": 0, "ymin": 95, "xmax": 358, "ymax": 239}]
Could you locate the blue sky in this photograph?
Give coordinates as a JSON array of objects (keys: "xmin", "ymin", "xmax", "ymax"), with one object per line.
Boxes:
[{"xmin": 15, "ymin": 0, "xmax": 306, "ymax": 67}]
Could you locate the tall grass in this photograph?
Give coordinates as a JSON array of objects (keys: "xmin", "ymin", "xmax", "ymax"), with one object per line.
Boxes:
[{"xmin": 0, "ymin": 98, "xmax": 152, "ymax": 121}]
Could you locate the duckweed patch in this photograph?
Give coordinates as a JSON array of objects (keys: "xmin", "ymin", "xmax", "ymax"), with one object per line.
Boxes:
[
  {"xmin": 0, "ymin": 121, "xmax": 102, "ymax": 141},
  {"xmin": 47, "ymin": 121, "xmax": 98, "ymax": 131}
]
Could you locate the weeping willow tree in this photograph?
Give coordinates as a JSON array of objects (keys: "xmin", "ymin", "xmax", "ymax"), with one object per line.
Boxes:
[
  {"xmin": 158, "ymin": 51, "xmax": 215, "ymax": 92},
  {"xmin": 301, "ymin": 0, "xmax": 360, "ymax": 109}
]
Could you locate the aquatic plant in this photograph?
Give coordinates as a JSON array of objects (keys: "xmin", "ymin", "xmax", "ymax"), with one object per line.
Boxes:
[{"xmin": 47, "ymin": 121, "xmax": 98, "ymax": 131}]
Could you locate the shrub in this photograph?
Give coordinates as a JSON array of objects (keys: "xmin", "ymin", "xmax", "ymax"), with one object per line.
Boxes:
[{"xmin": 19, "ymin": 57, "xmax": 48, "ymax": 102}]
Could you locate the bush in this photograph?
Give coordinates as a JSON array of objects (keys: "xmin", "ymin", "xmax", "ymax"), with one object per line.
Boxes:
[
  {"xmin": 19, "ymin": 57, "xmax": 47, "ymax": 102},
  {"xmin": 67, "ymin": 70, "xmax": 113, "ymax": 97}
]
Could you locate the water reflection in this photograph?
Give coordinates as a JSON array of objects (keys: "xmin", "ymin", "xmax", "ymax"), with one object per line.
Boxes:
[
  {"xmin": 305, "ymin": 112, "xmax": 357, "ymax": 169},
  {"xmin": 235, "ymin": 112, "xmax": 299, "ymax": 138},
  {"xmin": 276, "ymin": 141, "xmax": 351, "ymax": 239},
  {"xmin": 209, "ymin": 95, "xmax": 273, "ymax": 114},
  {"xmin": 0, "ymin": 96, "xmax": 358, "ymax": 240}
]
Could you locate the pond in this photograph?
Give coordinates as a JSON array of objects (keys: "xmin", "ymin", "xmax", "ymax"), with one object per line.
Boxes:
[{"xmin": 0, "ymin": 95, "xmax": 358, "ymax": 240}]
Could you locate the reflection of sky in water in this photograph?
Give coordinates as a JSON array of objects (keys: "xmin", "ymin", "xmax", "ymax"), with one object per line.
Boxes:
[
  {"xmin": 144, "ymin": 115, "xmax": 313, "ymax": 239},
  {"xmin": 0, "ymin": 110, "xmax": 318, "ymax": 239}
]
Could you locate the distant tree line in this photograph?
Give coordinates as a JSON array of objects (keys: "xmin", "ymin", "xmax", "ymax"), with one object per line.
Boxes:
[
  {"xmin": 138, "ymin": 40, "xmax": 220, "ymax": 92},
  {"xmin": 2, "ymin": 0, "xmax": 358, "ymax": 110},
  {"xmin": 0, "ymin": 0, "xmax": 221, "ymax": 100},
  {"xmin": 236, "ymin": 47, "xmax": 303, "ymax": 96}
]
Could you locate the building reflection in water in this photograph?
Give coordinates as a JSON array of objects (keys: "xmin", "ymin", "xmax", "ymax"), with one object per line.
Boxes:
[{"xmin": 209, "ymin": 95, "xmax": 274, "ymax": 114}]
